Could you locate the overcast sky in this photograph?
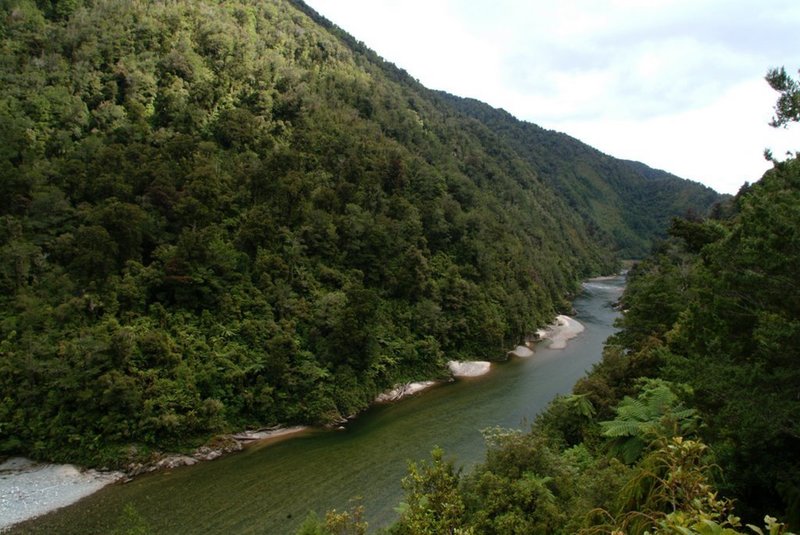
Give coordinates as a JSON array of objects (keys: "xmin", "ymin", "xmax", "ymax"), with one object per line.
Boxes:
[{"xmin": 304, "ymin": 0, "xmax": 800, "ymax": 194}]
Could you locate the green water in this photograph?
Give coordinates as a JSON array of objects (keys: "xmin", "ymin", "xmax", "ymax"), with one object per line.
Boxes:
[{"xmin": 13, "ymin": 277, "xmax": 624, "ymax": 534}]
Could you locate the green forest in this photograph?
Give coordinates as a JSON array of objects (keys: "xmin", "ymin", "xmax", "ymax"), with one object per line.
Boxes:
[
  {"xmin": 0, "ymin": 0, "xmax": 720, "ymax": 469},
  {"xmin": 292, "ymin": 70, "xmax": 800, "ymax": 534},
  {"xmin": 301, "ymin": 123, "xmax": 800, "ymax": 533}
]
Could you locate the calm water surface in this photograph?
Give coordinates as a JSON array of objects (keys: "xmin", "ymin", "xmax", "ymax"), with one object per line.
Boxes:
[{"xmin": 15, "ymin": 276, "xmax": 624, "ymax": 534}]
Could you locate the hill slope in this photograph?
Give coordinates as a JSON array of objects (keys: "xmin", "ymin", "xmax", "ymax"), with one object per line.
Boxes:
[
  {"xmin": 438, "ymin": 95, "xmax": 723, "ymax": 257},
  {"xmin": 0, "ymin": 0, "xmax": 720, "ymax": 464}
]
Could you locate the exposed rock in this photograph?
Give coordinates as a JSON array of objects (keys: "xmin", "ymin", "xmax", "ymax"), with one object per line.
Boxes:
[
  {"xmin": 375, "ymin": 381, "xmax": 437, "ymax": 402},
  {"xmin": 537, "ymin": 315, "xmax": 585, "ymax": 350},
  {"xmin": 507, "ymin": 345, "xmax": 534, "ymax": 358},
  {"xmin": 155, "ymin": 455, "xmax": 198, "ymax": 470},
  {"xmin": 230, "ymin": 426, "xmax": 309, "ymax": 442},
  {"xmin": 193, "ymin": 447, "xmax": 223, "ymax": 462},
  {"xmin": 448, "ymin": 360, "xmax": 492, "ymax": 377}
]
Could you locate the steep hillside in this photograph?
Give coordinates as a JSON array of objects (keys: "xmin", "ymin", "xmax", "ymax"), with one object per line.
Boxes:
[
  {"xmin": 374, "ymin": 160, "xmax": 800, "ymax": 535},
  {"xmin": 0, "ymin": 0, "xmax": 718, "ymax": 465},
  {"xmin": 439, "ymin": 95, "xmax": 723, "ymax": 257}
]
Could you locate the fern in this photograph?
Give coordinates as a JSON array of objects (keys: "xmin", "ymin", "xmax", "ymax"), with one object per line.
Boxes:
[
  {"xmin": 600, "ymin": 419, "xmax": 644, "ymax": 438},
  {"xmin": 601, "ymin": 380, "xmax": 699, "ymax": 463}
]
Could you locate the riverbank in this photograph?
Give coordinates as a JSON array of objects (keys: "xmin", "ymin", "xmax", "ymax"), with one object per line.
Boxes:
[
  {"xmin": 0, "ymin": 426, "xmax": 312, "ymax": 531},
  {"xmin": 6, "ymin": 272, "xmax": 626, "ymax": 535},
  {"xmin": 374, "ymin": 360, "xmax": 493, "ymax": 402},
  {"xmin": 4, "ymin": 316, "xmax": 586, "ymax": 531},
  {"xmin": 0, "ymin": 458, "xmax": 123, "ymax": 531},
  {"xmin": 537, "ymin": 314, "xmax": 585, "ymax": 349},
  {"xmin": 372, "ymin": 313, "xmax": 586, "ymax": 406}
]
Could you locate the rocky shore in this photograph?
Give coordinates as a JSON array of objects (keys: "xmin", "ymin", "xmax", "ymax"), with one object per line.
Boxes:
[
  {"xmin": 374, "ymin": 359, "xmax": 493, "ymax": 403},
  {"xmin": 0, "ymin": 457, "xmax": 123, "ymax": 531},
  {"xmin": 3, "ymin": 315, "xmax": 586, "ymax": 530},
  {"xmin": 0, "ymin": 426, "xmax": 312, "ymax": 531},
  {"xmin": 125, "ymin": 426, "xmax": 311, "ymax": 477}
]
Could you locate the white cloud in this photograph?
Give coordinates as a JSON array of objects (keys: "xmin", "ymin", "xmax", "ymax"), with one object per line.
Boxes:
[
  {"xmin": 552, "ymin": 79, "xmax": 798, "ymax": 193},
  {"xmin": 305, "ymin": 0, "xmax": 800, "ymax": 194}
]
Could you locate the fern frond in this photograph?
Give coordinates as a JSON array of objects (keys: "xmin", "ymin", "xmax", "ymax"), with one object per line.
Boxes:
[
  {"xmin": 617, "ymin": 397, "xmax": 652, "ymax": 421},
  {"xmin": 646, "ymin": 384, "xmax": 677, "ymax": 410},
  {"xmin": 601, "ymin": 419, "xmax": 644, "ymax": 438},
  {"xmin": 618, "ymin": 437, "xmax": 646, "ymax": 464}
]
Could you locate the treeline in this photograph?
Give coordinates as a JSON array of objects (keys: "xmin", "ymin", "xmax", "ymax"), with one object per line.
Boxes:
[
  {"xmin": 0, "ymin": 0, "xmax": 603, "ymax": 466},
  {"xmin": 299, "ymin": 154, "xmax": 798, "ymax": 534},
  {"xmin": 437, "ymin": 94, "xmax": 723, "ymax": 259},
  {"xmin": 0, "ymin": 0, "xmax": 719, "ymax": 467}
]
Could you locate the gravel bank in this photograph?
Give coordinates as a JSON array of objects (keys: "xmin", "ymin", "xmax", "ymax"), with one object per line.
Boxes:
[{"xmin": 0, "ymin": 457, "xmax": 123, "ymax": 531}]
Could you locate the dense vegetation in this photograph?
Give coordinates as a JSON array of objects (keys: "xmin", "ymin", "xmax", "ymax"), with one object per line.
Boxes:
[
  {"xmin": 294, "ymin": 158, "xmax": 799, "ymax": 535},
  {"xmin": 296, "ymin": 130, "xmax": 799, "ymax": 535},
  {"xmin": 0, "ymin": 0, "xmax": 720, "ymax": 467},
  {"xmin": 437, "ymin": 94, "xmax": 722, "ymax": 258}
]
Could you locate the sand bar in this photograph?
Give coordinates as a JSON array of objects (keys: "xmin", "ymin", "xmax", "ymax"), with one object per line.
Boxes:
[
  {"xmin": 448, "ymin": 360, "xmax": 491, "ymax": 377},
  {"xmin": 538, "ymin": 315, "xmax": 585, "ymax": 349},
  {"xmin": 0, "ymin": 457, "xmax": 123, "ymax": 531}
]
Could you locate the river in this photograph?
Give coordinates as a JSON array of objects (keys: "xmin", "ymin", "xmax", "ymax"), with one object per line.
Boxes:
[{"xmin": 11, "ymin": 276, "xmax": 624, "ymax": 534}]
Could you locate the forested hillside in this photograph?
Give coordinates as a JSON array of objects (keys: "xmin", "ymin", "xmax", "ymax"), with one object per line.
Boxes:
[
  {"xmin": 438, "ymin": 94, "xmax": 723, "ymax": 258},
  {"xmin": 0, "ymin": 0, "xmax": 719, "ymax": 466},
  {"xmin": 351, "ymin": 156, "xmax": 799, "ymax": 535}
]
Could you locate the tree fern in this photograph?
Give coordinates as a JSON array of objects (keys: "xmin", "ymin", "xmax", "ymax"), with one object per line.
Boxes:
[
  {"xmin": 560, "ymin": 393, "xmax": 596, "ymax": 419},
  {"xmin": 600, "ymin": 379, "xmax": 699, "ymax": 464},
  {"xmin": 602, "ymin": 418, "xmax": 648, "ymax": 438}
]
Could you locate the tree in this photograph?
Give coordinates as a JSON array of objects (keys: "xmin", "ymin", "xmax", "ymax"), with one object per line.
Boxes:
[
  {"xmin": 766, "ymin": 67, "xmax": 800, "ymax": 127},
  {"xmin": 396, "ymin": 447, "xmax": 468, "ymax": 535},
  {"xmin": 600, "ymin": 380, "xmax": 699, "ymax": 464}
]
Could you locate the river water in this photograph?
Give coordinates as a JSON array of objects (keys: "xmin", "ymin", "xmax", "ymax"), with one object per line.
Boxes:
[{"xmin": 12, "ymin": 276, "xmax": 624, "ymax": 534}]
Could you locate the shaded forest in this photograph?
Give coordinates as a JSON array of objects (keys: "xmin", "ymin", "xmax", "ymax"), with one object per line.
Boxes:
[
  {"xmin": 294, "ymin": 155, "xmax": 799, "ymax": 535},
  {"xmin": 324, "ymin": 143, "xmax": 798, "ymax": 534},
  {"xmin": 0, "ymin": 0, "xmax": 720, "ymax": 467}
]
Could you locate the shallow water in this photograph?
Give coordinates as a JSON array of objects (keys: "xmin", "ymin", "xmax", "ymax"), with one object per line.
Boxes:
[{"xmin": 13, "ymin": 276, "xmax": 624, "ymax": 534}]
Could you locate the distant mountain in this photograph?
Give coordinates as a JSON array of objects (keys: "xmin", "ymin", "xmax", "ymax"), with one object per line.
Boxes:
[
  {"xmin": 436, "ymin": 94, "xmax": 724, "ymax": 257},
  {"xmin": 0, "ymin": 0, "xmax": 722, "ymax": 464}
]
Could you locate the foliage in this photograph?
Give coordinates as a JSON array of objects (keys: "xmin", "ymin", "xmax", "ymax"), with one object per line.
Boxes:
[
  {"xmin": 766, "ymin": 67, "xmax": 800, "ymax": 127},
  {"xmin": 377, "ymin": 74, "xmax": 799, "ymax": 528},
  {"xmin": 295, "ymin": 503, "xmax": 368, "ymax": 535},
  {"xmin": 660, "ymin": 156, "xmax": 800, "ymax": 522},
  {"xmin": 591, "ymin": 124, "xmax": 800, "ymax": 523},
  {"xmin": 600, "ymin": 379, "xmax": 699, "ymax": 464},
  {"xmin": 393, "ymin": 447, "xmax": 469, "ymax": 535},
  {"xmin": 438, "ymin": 94, "xmax": 723, "ymax": 258},
  {"xmin": 0, "ymin": 0, "xmax": 717, "ymax": 466},
  {"xmin": 582, "ymin": 437, "xmax": 738, "ymax": 535}
]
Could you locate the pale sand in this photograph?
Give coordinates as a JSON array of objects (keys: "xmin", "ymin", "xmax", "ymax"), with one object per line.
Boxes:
[
  {"xmin": 507, "ymin": 345, "xmax": 534, "ymax": 358},
  {"xmin": 0, "ymin": 457, "xmax": 123, "ymax": 531},
  {"xmin": 231, "ymin": 426, "xmax": 310, "ymax": 442},
  {"xmin": 376, "ymin": 359, "xmax": 494, "ymax": 403},
  {"xmin": 374, "ymin": 381, "xmax": 437, "ymax": 402},
  {"xmin": 448, "ymin": 360, "xmax": 491, "ymax": 377},
  {"xmin": 538, "ymin": 315, "xmax": 585, "ymax": 349}
]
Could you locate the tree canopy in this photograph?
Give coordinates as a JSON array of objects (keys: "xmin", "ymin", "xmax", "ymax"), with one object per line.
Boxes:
[{"xmin": 0, "ymin": 0, "xmax": 720, "ymax": 467}]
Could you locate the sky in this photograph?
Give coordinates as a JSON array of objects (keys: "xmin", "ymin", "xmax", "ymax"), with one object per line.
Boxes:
[{"xmin": 303, "ymin": 0, "xmax": 800, "ymax": 194}]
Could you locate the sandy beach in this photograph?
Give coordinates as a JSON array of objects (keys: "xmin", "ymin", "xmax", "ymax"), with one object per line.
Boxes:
[
  {"xmin": 448, "ymin": 360, "xmax": 492, "ymax": 377},
  {"xmin": 537, "ymin": 315, "xmax": 585, "ymax": 349},
  {"xmin": 508, "ymin": 345, "xmax": 534, "ymax": 358}
]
